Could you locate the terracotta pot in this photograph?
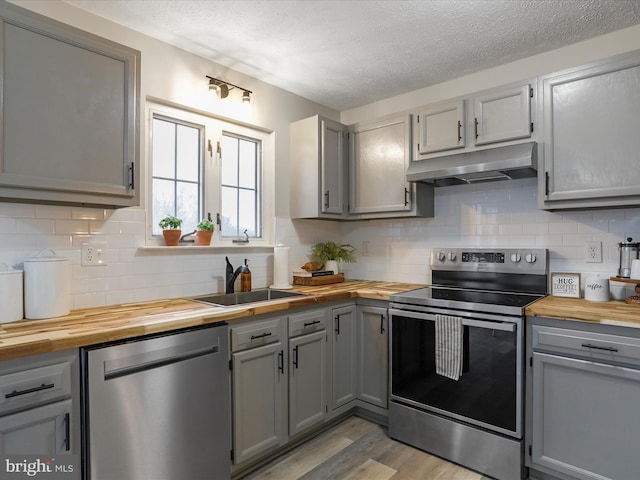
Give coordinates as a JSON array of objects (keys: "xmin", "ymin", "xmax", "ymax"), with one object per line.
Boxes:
[
  {"xmin": 162, "ymin": 229, "xmax": 181, "ymax": 246},
  {"xmin": 195, "ymin": 230, "xmax": 213, "ymax": 246}
]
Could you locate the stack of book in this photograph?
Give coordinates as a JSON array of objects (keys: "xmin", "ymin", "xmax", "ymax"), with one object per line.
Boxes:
[{"xmin": 292, "ymin": 270, "xmax": 345, "ymax": 286}]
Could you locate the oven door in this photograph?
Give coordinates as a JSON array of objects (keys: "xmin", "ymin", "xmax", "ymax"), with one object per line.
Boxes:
[{"xmin": 389, "ymin": 307, "xmax": 523, "ymax": 438}]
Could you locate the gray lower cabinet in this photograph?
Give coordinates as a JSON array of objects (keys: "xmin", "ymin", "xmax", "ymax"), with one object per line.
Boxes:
[
  {"xmin": 231, "ymin": 317, "xmax": 287, "ymax": 465},
  {"xmin": 288, "ymin": 309, "xmax": 327, "ymax": 437},
  {"xmin": 330, "ymin": 305, "xmax": 357, "ymax": 410},
  {"xmin": 540, "ymin": 51, "xmax": 640, "ymax": 209},
  {"xmin": 528, "ymin": 323, "xmax": 640, "ymax": 480},
  {"xmin": 356, "ymin": 305, "xmax": 388, "ymax": 408},
  {"xmin": 0, "ymin": 2, "xmax": 140, "ymax": 208},
  {"xmin": 0, "ymin": 348, "xmax": 80, "ymax": 477}
]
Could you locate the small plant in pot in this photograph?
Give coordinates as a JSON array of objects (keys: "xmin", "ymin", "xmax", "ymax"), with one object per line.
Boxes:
[
  {"xmin": 195, "ymin": 218, "xmax": 215, "ymax": 246},
  {"xmin": 310, "ymin": 241, "xmax": 356, "ymax": 274},
  {"xmin": 158, "ymin": 215, "xmax": 183, "ymax": 246}
]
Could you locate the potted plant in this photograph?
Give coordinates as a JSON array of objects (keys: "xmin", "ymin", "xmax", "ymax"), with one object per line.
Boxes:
[
  {"xmin": 310, "ymin": 241, "xmax": 356, "ymax": 273},
  {"xmin": 158, "ymin": 215, "xmax": 182, "ymax": 246},
  {"xmin": 195, "ymin": 218, "xmax": 215, "ymax": 246}
]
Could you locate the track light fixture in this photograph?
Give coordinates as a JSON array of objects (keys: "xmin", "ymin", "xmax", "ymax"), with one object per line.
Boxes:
[{"xmin": 206, "ymin": 75, "xmax": 252, "ymax": 103}]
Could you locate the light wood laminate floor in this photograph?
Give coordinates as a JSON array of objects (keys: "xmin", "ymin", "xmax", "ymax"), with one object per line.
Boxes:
[{"xmin": 244, "ymin": 416, "xmax": 492, "ymax": 480}]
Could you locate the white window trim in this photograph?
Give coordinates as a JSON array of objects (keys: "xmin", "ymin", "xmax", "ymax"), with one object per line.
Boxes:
[{"xmin": 145, "ymin": 99, "xmax": 274, "ymax": 248}]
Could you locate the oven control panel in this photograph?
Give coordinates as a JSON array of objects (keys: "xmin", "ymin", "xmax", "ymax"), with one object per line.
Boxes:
[{"xmin": 431, "ymin": 248, "xmax": 548, "ymax": 274}]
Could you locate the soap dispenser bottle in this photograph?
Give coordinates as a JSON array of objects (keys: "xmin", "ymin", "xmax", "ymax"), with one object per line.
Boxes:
[{"xmin": 240, "ymin": 259, "xmax": 252, "ymax": 292}]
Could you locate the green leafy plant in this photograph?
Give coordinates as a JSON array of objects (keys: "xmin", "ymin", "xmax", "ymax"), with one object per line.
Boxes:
[
  {"xmin": 310, "ymin": 241, "xmax": 356, "ymax": 264},
  {"xmin": 158, "ymin": 215, "xmax": 182, "ymax": 230},
  {"xmin": 197, "ymin": 219, "xmax": 215, "ymax": 231}
]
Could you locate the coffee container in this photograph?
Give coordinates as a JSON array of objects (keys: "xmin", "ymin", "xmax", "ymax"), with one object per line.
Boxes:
[{"xmin": 618, "ymin": 237, "xmax": 639, "ymax": 278}]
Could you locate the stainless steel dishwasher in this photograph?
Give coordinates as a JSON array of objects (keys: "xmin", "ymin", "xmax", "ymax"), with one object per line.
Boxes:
[{"xmin": 81, "ymin": 322, "xmax": 230, "ymax": 480}]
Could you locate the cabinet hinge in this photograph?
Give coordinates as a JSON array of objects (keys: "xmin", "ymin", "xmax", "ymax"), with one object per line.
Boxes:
[
  {"xmin": 530, "ymin": 87, "xmax": 534, "ymax": 98},
  {"xmin": 530, "ymin": 122, "xmax": 534, "ymax": 133},
  {"xmin": 545, "ymin": 172, "xmax": 550, "ymax": 196},
  {"xmin": 528, "ymin": 445, "xmax": 532, "ymax": 457}
]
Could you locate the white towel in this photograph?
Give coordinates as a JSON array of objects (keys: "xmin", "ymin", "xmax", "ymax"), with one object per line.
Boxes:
[{"xmin": 435, "ymin": 314, "xmax": 463, "ymax": 381}]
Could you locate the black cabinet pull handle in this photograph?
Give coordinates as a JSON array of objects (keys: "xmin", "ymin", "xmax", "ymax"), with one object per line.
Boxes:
[
  {"xmin": 457, "ymin": 120, "xmax": 462, "ymax": 142},
  {"xmin": 380, "ymin": 315, "xmax": 385, "ymax": 334},
  {"xmin": 303, "ymin": 320, "xmax": 321, "ymax": 327},
  {"xmin": 129, "ymin": 162, "xmax": 135, "ymax": 189},
  {"xmin": 64, "ymin": 412, "xmax": 70, "ymax": 451},
  {"xmin": 581, "ymin": 343, "xmax": 618, "ymax": 353},
  {"xmin": 250, "ymin": 332, "xmax": 272, "ymax": 340},
  {"xmin": 324, "ymin": 191, "xmax": 330, "ymax": 208},
  {"xmin": 404, "ymin": 188, "xmax": 410, "ymax": 206},
  {"xmin": 278, "ymin": 350, "xmax": 284, "ymax": 374},
  {"xmin": 293, "ymin": 346, "xmax": 299, "ymax": 369},
  {"xmin": 474, "ymin": 118, "xmax": 479, "ymax": 139},
  {"xmin": 5, "ymin": 382, "xmax": 55, "ymax": 399},
  {"xmin": 335, "ymin": 315, "xmax": 340, "ymax": 334}
]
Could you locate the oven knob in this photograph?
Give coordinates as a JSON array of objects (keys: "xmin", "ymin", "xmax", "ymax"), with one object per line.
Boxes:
[
  {"xmin": 510, "ymin": 253, "xmax": 521, "ymax": 263},
  {"xmin": 436, "ymin": 252, "xmax": 446, "ymax": 262},
  {"xmin": 525, "ymin": 253, "xmax": 537, "ymax": 264},
  {"xmin": 448, "ymin": 252, "xmax": 457, "ymax": 262}
]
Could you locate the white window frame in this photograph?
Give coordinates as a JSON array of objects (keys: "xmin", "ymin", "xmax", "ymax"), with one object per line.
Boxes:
[{"xmin": 146, "ymin": 101, "xmax": 274, "ymax": 246}]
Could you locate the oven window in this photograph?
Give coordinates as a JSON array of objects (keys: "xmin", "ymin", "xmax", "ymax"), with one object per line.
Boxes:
[{"xmin": 391, "ymin": 313, "xmax": 518, "ymax": 433}]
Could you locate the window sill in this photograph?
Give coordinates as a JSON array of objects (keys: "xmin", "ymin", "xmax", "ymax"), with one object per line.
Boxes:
[{"xmin": 138, "ymin": 244, "xmax": 276, "ymax": 253}]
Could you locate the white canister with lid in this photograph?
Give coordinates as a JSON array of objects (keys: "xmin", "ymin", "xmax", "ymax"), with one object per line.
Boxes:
[
  {"xmin": 0, "ymin": 263, "xmax": 23, "ymax": 324},
  {"xmin": 24, "ymin": 251, "xmax": 71, "ymax": 319},
  {"xmin": 584, "ymin": 275, "xmax": 610, "ymax": 302}
]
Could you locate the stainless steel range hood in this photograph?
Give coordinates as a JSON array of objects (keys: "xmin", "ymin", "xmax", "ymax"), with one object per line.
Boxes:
[{"xmin": 406, "ymin": 142, "xmax": 537, "ymax": 186}]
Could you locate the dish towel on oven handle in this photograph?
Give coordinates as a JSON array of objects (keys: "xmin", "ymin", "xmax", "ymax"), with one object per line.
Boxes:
[{"xmin": 435, "ymin": 314, "xmax": 463, "ymax": 380}]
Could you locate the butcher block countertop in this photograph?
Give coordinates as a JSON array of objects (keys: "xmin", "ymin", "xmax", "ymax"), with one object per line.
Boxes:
[
  {"xmin": 526, "ymin": 295, "xmax": 640, "ymax": 328},
  {"xmin": 0, "ymin": 280, "xmax": 423, "ymax": 361}
]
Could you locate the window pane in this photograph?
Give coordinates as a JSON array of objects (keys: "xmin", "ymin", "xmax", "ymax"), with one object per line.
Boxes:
[
  {"xmin": 177, "ymin": 124, "xmax": 200, "ymax": 182},
  {"xmin": 221, "ymin": 135, "xmax": 238, "ymax": 185},
  {"xmin": 176, "ymin": 182, "xmax": 199, "ymax": 232},
  {"xmin": 221, "ymin": 186, "xmax": 238, "ymax": 237},
  {"xmin": 152, "ymin": 119, "xmax": 175, "ymax": 179},
  {"xmin": 239, "ymin": 189, "xmax": 257, "ymax": 236},
  {"xmin": 238, "ymin": 139, "xmax": 256, "ymax": 189},
  {"xmin": 152, "ymin": 178, "xmax": 176, "ymax": 235}
]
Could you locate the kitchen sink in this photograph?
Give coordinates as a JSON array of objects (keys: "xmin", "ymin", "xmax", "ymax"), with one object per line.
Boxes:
[{"xmin": 189, "ymin": 289, "xmax": 306, "ymax": 307}]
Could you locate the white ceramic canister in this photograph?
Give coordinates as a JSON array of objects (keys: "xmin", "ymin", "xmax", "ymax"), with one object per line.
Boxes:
[
  {"xmin": 0, "ymin": 263, "xmax": 24, "ymax": 324},
  {"xmin": 24, "ymin": 252, "xmax": 71, "ymax": 319},
  {"xmin": 584, "ymin": 275, "xmax": 610, "ymax": 302}
]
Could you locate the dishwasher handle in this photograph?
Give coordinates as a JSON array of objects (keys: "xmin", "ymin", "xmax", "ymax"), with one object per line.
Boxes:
[{"xmin": 104, "ymin": 345, "xmax": 219, "ymax": 380}]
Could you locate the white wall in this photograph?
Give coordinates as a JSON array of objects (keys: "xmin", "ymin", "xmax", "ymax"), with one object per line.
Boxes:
[
  {"xmin": 332, "ymin": 24, "xmax": 640, "ymax": 296},
  {"xmin": 0, "ymin": 0, "xmax": 338, "ymax": 309}
]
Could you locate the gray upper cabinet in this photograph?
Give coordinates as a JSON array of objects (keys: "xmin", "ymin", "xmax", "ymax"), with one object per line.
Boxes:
[
  {"xmin": 350, "ymin": 114, "xmax": 433, "ymax": 218},
  {"xmin": 473, "ymin": 84, "xmax": 532, "ymax": 146},
  {"xmin": 540, "ymin": 52, "xmax": 640, "ymax": 209},
  {"xmin": 290, "ymin": 115, "xmax": 348, "ymax": 219},
  {"xmin": 415, "ymin": 100, "xmax": 466, "ymax": 155},
  {"xmin": 0, "ymin": 2, "xmax": 140, "ymax": 208}
]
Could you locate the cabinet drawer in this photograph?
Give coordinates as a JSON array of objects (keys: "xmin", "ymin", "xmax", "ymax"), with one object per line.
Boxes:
[
  {"xmin": 532, "ymin": 325, "xmax": 640, "ymax": 366},
  {"xmin": 231, "ymin": 319, "xmax": 283, "ymax": 353},
  {"xmin": 0, "ymin": 362, "xmax": 72, "ymax": 416},
  {"xmin": 289, "ymin": 309, "xmax": 326, "ymax": 338}
]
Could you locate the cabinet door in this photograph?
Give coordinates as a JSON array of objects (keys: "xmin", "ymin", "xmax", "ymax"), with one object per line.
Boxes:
[
  {"xmin": 0, "ymin": 399, "xmax": 72, "ymax": 454},
  {"xmin": 357, "ymin": 306, "xmax": 388, "ymax": 408},
  {"xmin": 289, "ymin": 330, "xmax": 326, "ymax": 436},
  {"xmin": 232, "ymin": 342, "xmax": 286, "ymax": 464},
  {"xmin": 321, "ymin": 119, "xmax": 348, "ymax": 215},
  {"xmin": 542, "ymin": 56, "xmax": 640, "ymax": 207},
  {"xmin": 415, "ymin": 100, "xmax": 465, "ymax": 154},
  {"xmin": 531, "ymin": 352, "xmax": 640, "ymax": 480},
  {"xmin": 331, "ymin": 305, "xmax": 357, "ymax": 409},
  {"xmin": 350, "ymin": 115, "xmax": 412, "ymax": 214},
  {"xmin": 0, "ymin": 4, "xmax": 140, "ymax": 208},
  {"xmin": 473, "ymin": 84, "xmax": 531, "ymax": 146}
]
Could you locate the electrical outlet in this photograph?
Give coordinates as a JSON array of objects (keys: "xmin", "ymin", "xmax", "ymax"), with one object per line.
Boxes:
[
  {"xmin": 81, "ymin": 242, "xmax": 108, "ymax": 266},
  {"xmin": 586, "ymin": 241, "xmax": 602, "ymax": 263}
]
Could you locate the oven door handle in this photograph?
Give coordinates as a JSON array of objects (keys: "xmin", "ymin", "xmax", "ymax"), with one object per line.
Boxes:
[{"xmin": 389, "ymin": 309, "xmax": 516, "ymax": 332}]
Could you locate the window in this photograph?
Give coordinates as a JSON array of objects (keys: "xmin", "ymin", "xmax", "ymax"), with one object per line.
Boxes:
[
  {"xmin": 151, "ymin": 116, "xmax": 203, "ymax": 236},
  {"xmin": 220, "ymin": 133, "xmax": 261, "ymax": 238},
  {"xmin": 149, "ymin": 102, "xmax": 273, "ymax": 245}
]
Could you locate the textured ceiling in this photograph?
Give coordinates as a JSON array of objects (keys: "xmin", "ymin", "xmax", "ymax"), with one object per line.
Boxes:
[{"xmin": 63, "ymin": 0, "xmax": 640, "ymax": 111}]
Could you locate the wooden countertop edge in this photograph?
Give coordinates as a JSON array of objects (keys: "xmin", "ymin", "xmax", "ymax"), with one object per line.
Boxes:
[
  {"xmin": 0, "ymin": 281, "xmax": 422, "ymax": 361},
  {"xmin": 526, "ymin": 295, "xmax": 640, "ymax": 327}
]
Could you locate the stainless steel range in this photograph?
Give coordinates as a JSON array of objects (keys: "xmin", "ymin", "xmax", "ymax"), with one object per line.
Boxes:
[{"xmin": 388, "ymin": 248, "xmax": 548, "ymax": 480}]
